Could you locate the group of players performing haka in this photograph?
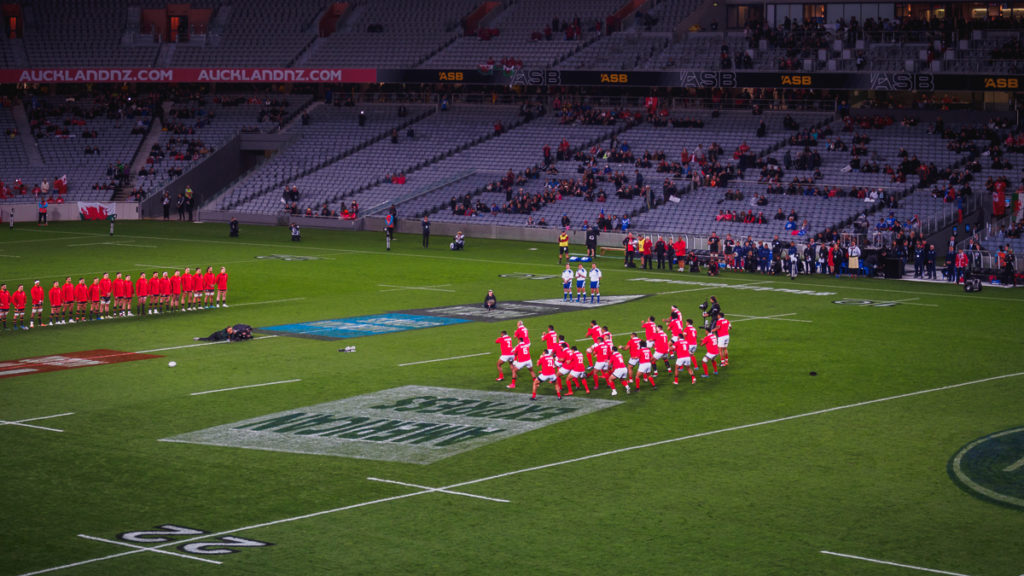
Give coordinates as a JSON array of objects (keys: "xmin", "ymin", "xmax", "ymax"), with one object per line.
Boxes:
[
  {"xmin": 493, "ymin": 297, "xmax": 731, "ymax": 400},
  {"xmin": 0, "ymin": 266, "xmax": 228, "ymax": 330}
]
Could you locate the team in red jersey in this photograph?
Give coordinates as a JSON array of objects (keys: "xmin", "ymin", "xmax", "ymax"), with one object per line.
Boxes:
[
  {"xmin": 0, "ymin": 265, "xmax": 232, "ymax": 331},
  {"xmin": 493, "ymin": 301, "xmax": 731, "ymax": 398}
]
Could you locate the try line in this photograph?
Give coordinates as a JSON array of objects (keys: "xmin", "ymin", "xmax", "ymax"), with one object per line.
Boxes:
[{"xmin": 20, "ymin": 370, "xmax": 1024, "ymax": 576}]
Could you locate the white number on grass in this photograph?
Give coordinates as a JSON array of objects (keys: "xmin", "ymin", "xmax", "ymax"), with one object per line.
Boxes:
[
  {"xmin": 118, "ymin": 524, "xmax": 206, "ymax": 543},
  {"xmin": 179, "ymin": 535, "xmax": 272, "ymax": 555}
]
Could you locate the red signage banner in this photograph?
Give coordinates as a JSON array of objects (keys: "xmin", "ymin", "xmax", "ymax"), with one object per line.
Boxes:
[{"xmin": 0, "ymin": 68, "xmax": 377, "ymax": 84}]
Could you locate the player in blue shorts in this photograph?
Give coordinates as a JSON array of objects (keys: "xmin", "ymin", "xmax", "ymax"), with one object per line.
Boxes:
[
  {"xmin": 561, "ymin": 264, "xmax": 573, "ymax": 301},
  {"xmin": 574, "ymin": 264, "xmax": 587, "ymax": 302},
  {"xmin": 588, "ymin": 263, "xmax": 602, "ymax": 303}
]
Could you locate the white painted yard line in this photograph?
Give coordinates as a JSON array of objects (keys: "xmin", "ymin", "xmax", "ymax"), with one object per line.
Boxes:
[
  {"xmin": 398, "ymin": 352, "xmax": 490, "ymax": 367},
  {"xmin": 20, "ymin": 370, "xmax": 1024, "ymax": 576},
  {"xmin": 229, "ymin": 297, "xmax": 306, "ymax": 307},
  {"xmin": 0, "ymin": 254, "xmax": 21, "ymax": 258},
  {"xmin": 731, "ymin": 313, "xmax": 812, "ymax": 323},
  {"xmin": 656, "ymin": 287, "xmax": 714, "ymax": 296},
  {"xmin": 367, "ymin": 477, "xmax": 509, "ymax": 503},
  {"xmin": 0, "ymin": 411, "xmax": 75, "ymax": 433},
  {"xmin": 820, "ymin": 551, "xmax": 973, "ymax": 576},
  {"xmin": 378, "ymin": 283, "xmax": 455, "ymax": 293},
  {"xmin": 0, "ymin": 420, "xmax": 64, "ymax": 433},
  {"xmin": 137, "ymin": 335, "xmax": 278, "ymax": 354},
  {"xmin": 191, "ymin": 379, "xmax": 301, "ymax": 396},
  {"xmin": 880, "ymin": 298, "xmax": 939, "ymax": 307},
  {"xmin": 438, "ymin": 371, "xmax": 1024, "ymax": 492},
  {"xmin": 77, "ymin": 535, "xmax": 221, "ymax": 566},
  {"xmin": 67, "ymin": 242, "xmax": 156, "ymax": 248}
]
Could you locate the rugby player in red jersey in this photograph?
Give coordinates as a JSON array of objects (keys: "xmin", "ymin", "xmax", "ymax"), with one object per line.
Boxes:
[
  {"xmin": 216, "ymin": 266, "xmax": 228, "ymax": 307},
  {"xmin": 541, "ymin": 324, "xmax": 558, "ymax": 351},
  {"xmin": 135, "ymin": 273, "xmax": 148, "ymax": 316},
  {"xmin": 88, "ymin": 278, "xmax": 101, "ymax": 320},
  {"xmin": 98, "ymin": 273, "xmax": 112, "ymax": 318},
  {"xmin": 29, "ymin": 280, "xmax": 44, "ymax": 327},
  {"xmin": 74, "ymin": 278, "xmax": 88, "ymax": 322},
  {"xmin": 633, "ymin": 344, "xmax": 657, "ymax": 392},
  {"xmin": 61, "ymin": 277, "xmax": 74, "ymax": 323},
  {"xmin": 159, "ymin": 272, "xmax": 172, "ymax": 313},
  {"xmin": 513, "ymin": 320, "xmax": 530, "ymax": 345},
  {"xmin": 170, "ymin": 270, "xmax": 182, "ymax": 311},
  {"xmin": 699, "ymin": 327, "xmax": 720, "ymax": 377},
  {"xmin": 590, "ymin": 334, "xmax": 612, "ymax": 391},
  {"xmin": 530, "ymin": 349, "xmax": 562, "ymax": 400},
  {"xmin": 605, "ymin": 346, "xmax": 629, "ymax": 395},
  {"xmin": 715, "ymin": 313, "xmax": 731, "ymax": 366},
  {"xmin": 0, "ymin": 283, "xmax": 9, "ymax": 329},
  {"xmin": 641, "ymin": 315, "xmax": 657, "ymax": 348},
  {"xmin": 192, "ymin": 267, "xmax": 203, "ymax": 308},
  {"xmin": 48, "ymin": 281, "xmax": 63, "ymax": 325},
  {"xmin": 652, "ymin": 324, "xmax": 671, "ymax": 375},
  {"xmin": 673, "ymin": 338, "xmax": 697, "ymax": 385},
  {"xmin": 182, "ymin": 267, "xmax": 193, "ymax": 311},
  {"xmin": 203, "ymin": 266, "xmax": 216, "ymax": 308},
  {"xmin": 123, "ymin": 274, "xmax": 134, "ymax": 316},
  {"xmin": 626, "ymin": 332, "xmax": 642, "ymax": 380},
  {"xmin": 667, "ymin": 312, "xmax": 684, "ymax": 344},
  {"xmin": 683, "ymin": 318, "xmax": 698, "ymax": 356},
  {"xmin": 112, "ymin": 273, "xmax": 125, "ymax": 316},
  {"xmin": 508, "ymin": 337, "xmax": 535, "ymax": 389},
  {"xmin": 494, "ymin": 330, "xmax": 514, "ymax": 382},
  {"xmin": 569, "ymin": 346, "xmax": 590, "ymax": 394},
  {"xmin": 12, "ymin": 285, "xmax": 27, "ymax": 329}
]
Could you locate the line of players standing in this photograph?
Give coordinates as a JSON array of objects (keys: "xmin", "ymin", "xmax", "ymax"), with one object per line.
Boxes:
[
  {"xmin": 0, "ymin": 266, "xmax": 228, "ymax": 331},
  {"xmin": 494, "ymin": 299, "xmax": 731, "ymax": 400}
]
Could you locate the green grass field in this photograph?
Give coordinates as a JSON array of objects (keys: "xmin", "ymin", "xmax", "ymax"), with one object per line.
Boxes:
[{"xmin": 1, "ymin": 220, "xmax": 1022, "ymax": 576}]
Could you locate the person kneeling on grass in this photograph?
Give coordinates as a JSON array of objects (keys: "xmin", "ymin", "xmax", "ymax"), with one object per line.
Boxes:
[{"xmin": 193, "ymin": 323, "xmax": 253, "ymax": 342}]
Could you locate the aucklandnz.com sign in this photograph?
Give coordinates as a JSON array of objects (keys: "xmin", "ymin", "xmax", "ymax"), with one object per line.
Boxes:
[{"xmin": 163, "ymin": 386, "xmax": 619, "ymax": 464}]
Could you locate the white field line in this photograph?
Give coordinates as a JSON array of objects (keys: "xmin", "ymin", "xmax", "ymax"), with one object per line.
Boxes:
[
  {"xmin": 377, "ymin": 284, "xmax": 455, "ymax": 293},
  {"xmin": 397, "ymin": 352, "xmax": 490, "ymax": 367},
  {"xmin": 879, "ymin": 298, "xmax": 939, "ymax": 307},
  {"xmin": 0, "ymin": 411, "xmax": 75, "ymax": 433},
  {"xmin": 819, "ymin": 551, "xmax": 973, "ymax": 576},
  {"xmin": 191, "ymin": 379, "xmax": 301, "ymax": 396},
  {"xmin": 0, "ymin": 254, "xmax": 22, "ymax": 257},
  {"xmin": 137, "ymin": 335, "xmax": 278, "ymax": 354},
  {"xmin": 19, "ymin": 370, "xmax": 1024, "ymax": 576},
  {"xmin": 731, "ymin": 313, "xmax": 813, "ymax": 323},
  {"xmin": 77, "ymin": 535, "xmax": 221, "ymax": 566},
  {"xmin": 367, "ymin": 477, "xmax": 510, "ymax": 503},
  {"xmin": 67, "ymin": 242, "xmax": 157, "ymax": 248},
  {"xmin": 229, "ymin": 297, "xmax": 306, "ymax": 307}
]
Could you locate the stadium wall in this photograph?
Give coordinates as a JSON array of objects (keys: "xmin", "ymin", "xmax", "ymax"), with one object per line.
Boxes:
[{"xmin": 5, "ymin": 202, "xmax": 141, "ymax": 223}]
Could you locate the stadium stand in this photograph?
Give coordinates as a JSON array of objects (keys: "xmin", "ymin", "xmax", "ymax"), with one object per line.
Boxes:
[
  {"xmin": 20, "ymin": 0, "xmax": 158, "ymax": 67},
  {"xmin": 419, "ymin": 0, "xmax": 627, "ymax": 69},
  {"xmin": 302, "ymin": 0, "xmax": 480, "ymax": 68}
]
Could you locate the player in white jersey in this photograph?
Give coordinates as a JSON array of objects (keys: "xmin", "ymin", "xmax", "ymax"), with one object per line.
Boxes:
[
  {"xmin": 561, "ymin": 264, "xmax": 573, "ymax": 301},
  {"xmin": 574, "ymin": 264, "xmax": 587, "ymax": 302},
  {"xmin": 588, "ymin": 263, "xmax": 602, "ymax": 303}
]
